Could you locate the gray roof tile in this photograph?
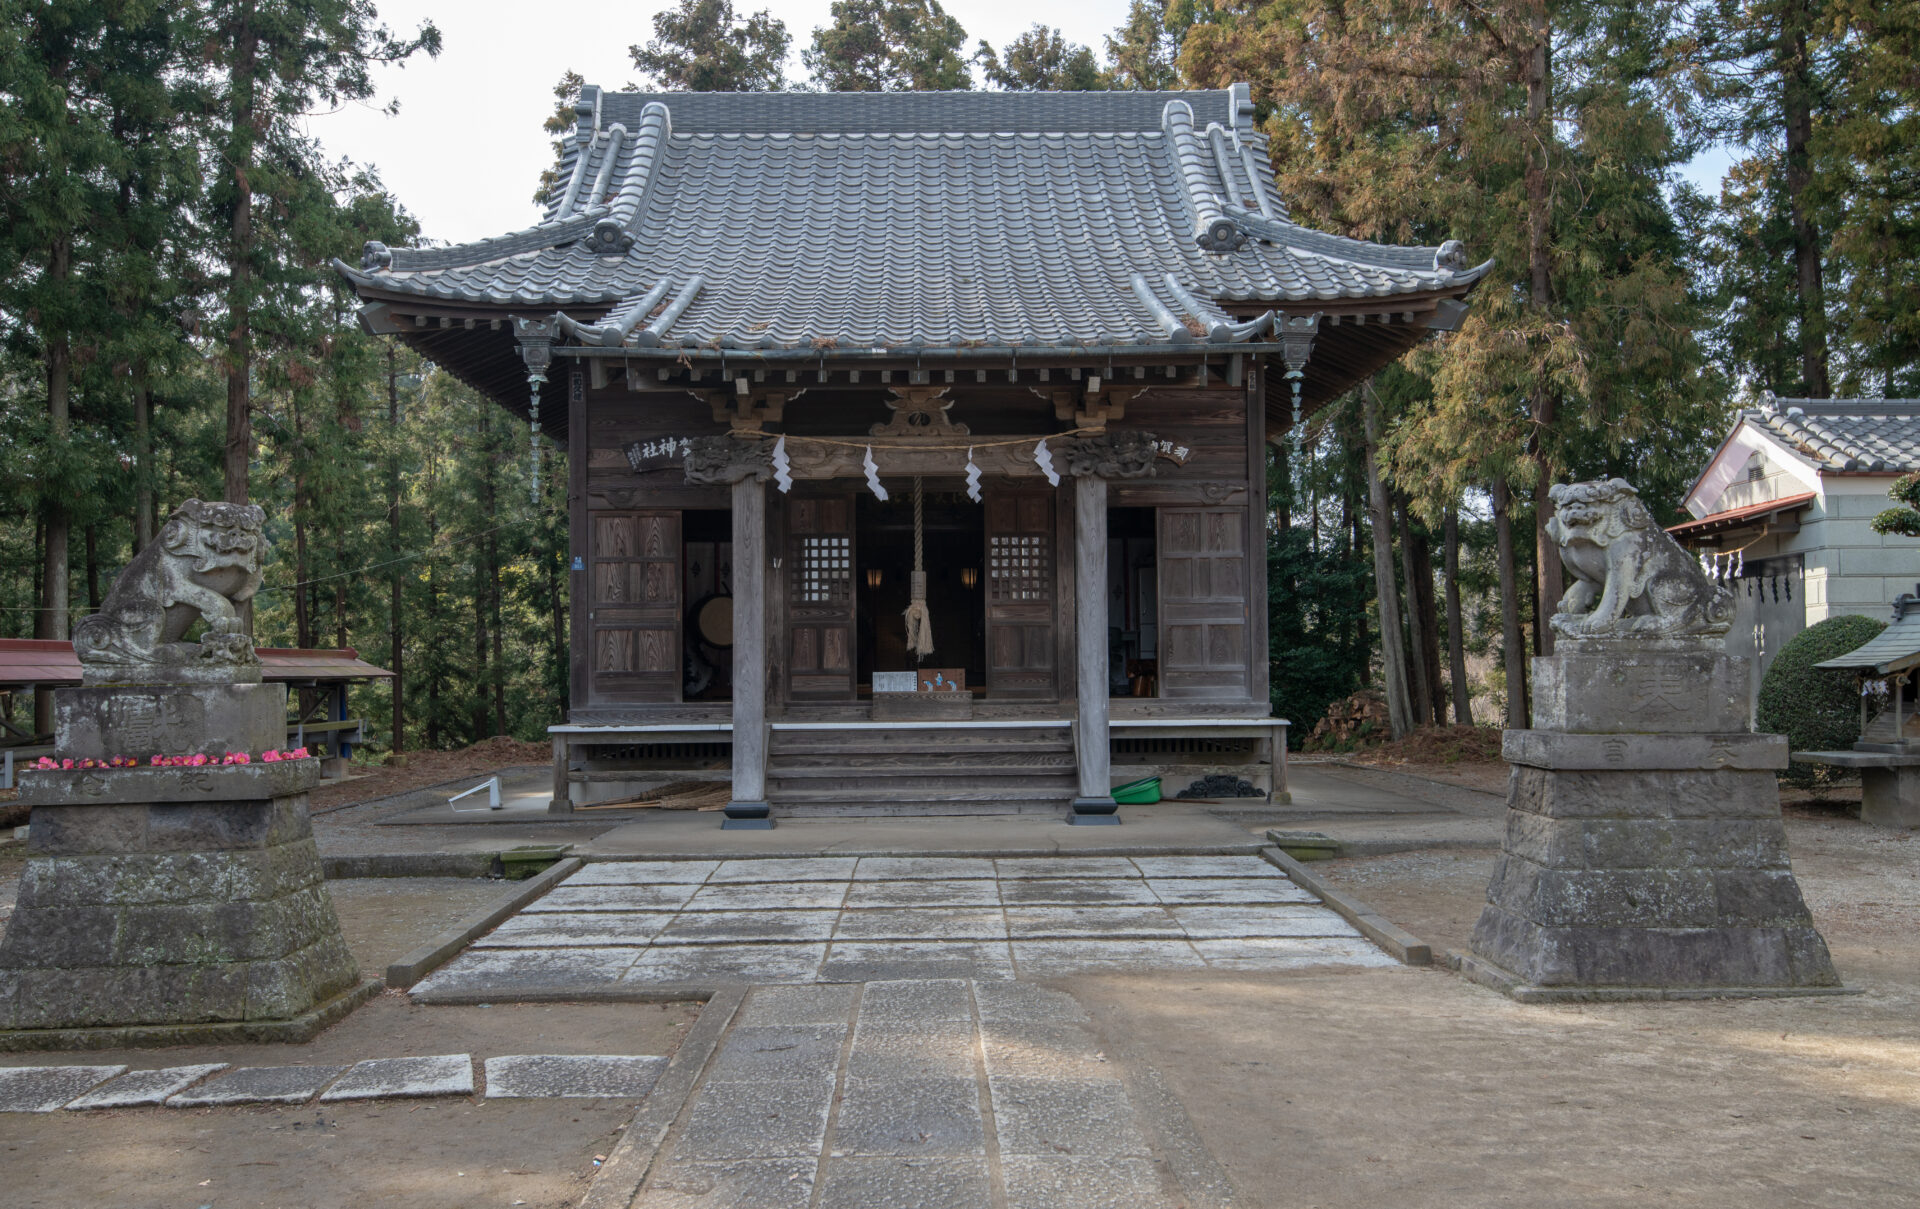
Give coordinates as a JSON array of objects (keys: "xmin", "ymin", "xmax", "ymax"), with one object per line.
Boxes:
[
  {"xmin": 340, "ymin": 87, "xmax": 1486, "ymax": 351},
  {"xmin": 1750, "ymin": 394, "xmax": 1920, "ymax": 472}
]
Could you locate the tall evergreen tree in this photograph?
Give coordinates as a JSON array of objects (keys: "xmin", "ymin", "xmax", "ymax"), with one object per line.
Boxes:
[
  {"xmin": 976, "ymin": 25, "xmax": 1108, "ymax": 91},
  {"xmin": 631, "ymin": 0, "xmax": 791, "ymax": 92},
  {"xmin": 805, "ymin": 0, "xmax": 973, "ymax": 91}
]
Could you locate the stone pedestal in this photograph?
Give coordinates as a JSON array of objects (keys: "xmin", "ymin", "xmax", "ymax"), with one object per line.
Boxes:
[
  {"xmin": 1463, "ymin": 649, "xmax": 1842, "ymax": 1000},
  {"xmin": 0, "ymin": 756, "xmax": 364, "ymax": 1045},
  {"xmin": 1861, "ymin": 763, "xmax": 1920, "ymax": 829},
  {"xmin": 54, "ymin": 681, "xmax": 287, "ymax": 760}
]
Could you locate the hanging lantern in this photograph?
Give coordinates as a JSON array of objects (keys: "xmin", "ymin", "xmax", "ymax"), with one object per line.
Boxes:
[
  {"xmin": 960, "ymin": 567, "xmax": 979, "ymax": 590},
  {"xmin": 866, "ymin": 567, "xmax": 883, "ymax": 589}
]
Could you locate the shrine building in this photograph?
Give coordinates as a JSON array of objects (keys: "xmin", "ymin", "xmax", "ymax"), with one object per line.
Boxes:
[{"xmin": 338, "ymin": 86, "xmax": 1487, "ymax": 826}]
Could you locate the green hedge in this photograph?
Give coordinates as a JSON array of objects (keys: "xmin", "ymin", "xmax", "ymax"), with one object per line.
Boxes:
[{"xmin": 1758, "ymin": 614, "xmax": 1887, "ymax": 785}]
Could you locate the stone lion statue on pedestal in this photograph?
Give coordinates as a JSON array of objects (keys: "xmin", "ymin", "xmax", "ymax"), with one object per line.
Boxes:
[
  {"xmin": 1546, "ymin": 478, "xmax": 1733, "ymax": 641},
  {"xmin": 71, "ymin": 499, "xmax": 267, "ymax": 682}
]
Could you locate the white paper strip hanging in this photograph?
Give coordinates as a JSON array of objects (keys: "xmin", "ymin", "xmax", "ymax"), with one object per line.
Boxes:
[
  {"xmin": 1034, "ymin": 438, "xmax": 1059, "ymax": 487},
  {"xmin": 965, "ymin": 446, "xmax": 982, "ymax": 503},
  {"xmin": 771, "ymin": 435, "xmax": 793, "ymax": 494},
  {"xmin": 863, "ymin": 445, "xmax": 889, "ymax": 500}
]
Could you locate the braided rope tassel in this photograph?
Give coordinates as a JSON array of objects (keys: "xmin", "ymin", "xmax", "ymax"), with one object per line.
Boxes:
[{"xmin": 902, "ymin": 475, "xmax": 934, "ymax": 661}]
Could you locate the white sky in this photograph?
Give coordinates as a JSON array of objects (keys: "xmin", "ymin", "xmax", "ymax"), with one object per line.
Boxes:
[
  {"xmin": 303, "ymin": 0, "xmax": 1736, "ymax": 247},
  {"xmin": 302, "ymin": 0, "xmax": 1136, "ymax": 245}
]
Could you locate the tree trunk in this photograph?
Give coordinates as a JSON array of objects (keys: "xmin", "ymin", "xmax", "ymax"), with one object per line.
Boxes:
[
  {"xmin": 387, "ymin": 347, "xmax": 404, "ymax": 754},
  {"xmin": 1394, "ymin": 495, "xmax": 1433, "ymax": 727},
  {"xmin": 133, "ymin": 383, "xmax": 155, "ymax": 552},
  {"xmin": 223, "ymin": 9, "xmax": 257, "ymax": 506},
  {"xmin": 1409, "ymin": 519, "xmax": 1445, "ymax": 722},
  {"xmin": 1524, "ymin": 10, "xmax": 1561, "ymax": 657},
  {"xmin": 1362, "ymin": 390, "xmax": 1413, "ymax": 738},
  {"xmin": 1444, "ymin": 507, "xmax": 1473, "ymax": 726},
  {"xmin": 489, "ymin": 532, "xmax": 507, "ymax": 737},
  {"xmin": 1492, "ymin": 480, "xmax": 1529, "ymax": 728},
  {"xmin": 336, "ymin": 583, "xmax": 348, "ymax": 649},
  {"xmin": 1781, "ymin": 14, "xmax": 1830, "ymax": 397},
  {"xmin": 471, "ymin": 576, "xmax": 490, "ymax": 741},
  {"xmin": 35, "ymin": 238, "xmax": 73, "ymax": 735},
  {"xmin": 84, "ymin": 524, "xmax": 100, "ymax": 613}
]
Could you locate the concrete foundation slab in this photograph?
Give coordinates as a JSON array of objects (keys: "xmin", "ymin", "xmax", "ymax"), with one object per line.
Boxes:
[
  {"xmin": 1000, "ymin": 1156, "xmax": 1173, "ymax": 1209},
  {"xmin": 815, "ymin": 1157, "xmax": 992, "ymax": 1209},
  {"xmin": 1010, "ymin": 940, "xmax": 1205, "ymax": 976},
  {"xmin": 1170, "ymin": 905, "xmax": 1362, "ymax": 939},
  {"xmin": 570, "ymin": 861, "xmax": 720, "ymax": 885},
  {"xmin": 1143, "ymin": 877, "xmax": 1318, "ymax": 905},
  {"xmin": 818, "ymin": 942, "xmax": 1015, "ymax": 983},
  {"xmin": 843, "ymin": 880, "xmax": 1002, "ymax": 909},
  {"xmin": 834, "ymin": 908, "xmax": 1007, "ymax": 942},
  {"xmin": 853, "ymin": 857, "xmax": 997, "ymax": 881}
]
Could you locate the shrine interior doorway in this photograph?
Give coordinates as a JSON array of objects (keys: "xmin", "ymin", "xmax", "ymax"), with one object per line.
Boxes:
[{"xmin": 855, "ymin": 486, "xmax": 987, "ymax": 696}]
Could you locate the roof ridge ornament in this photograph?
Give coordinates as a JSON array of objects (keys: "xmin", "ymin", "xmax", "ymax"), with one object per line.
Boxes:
[{"xmin": 1162, "ymin": 100, "xmax": 1247, "ymax": 253}]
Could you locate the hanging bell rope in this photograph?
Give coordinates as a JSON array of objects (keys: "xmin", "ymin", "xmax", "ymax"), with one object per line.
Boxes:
[{"xmin": 902, "ymin": 475, "xmax": 935, "ymax": 662}]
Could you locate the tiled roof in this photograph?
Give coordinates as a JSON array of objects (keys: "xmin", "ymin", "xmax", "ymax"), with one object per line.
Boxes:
[
  {"xmin": 1748, "ymin": 394, "xmax": 1920, "ymax": 472},
  {"xmin": 1814, "ymin": 607, "xmax": 1920, "ymax": 676},
  {"xmin": 1667, "ymin": 491, "xmax": 1816, "ymax": 540},
  {"xmin": 0, "ymin": 641, "xmax": 392, "ymax": 688},
  {"xmin": 338, "ymin": 86, "xmax": 1487, "ymax": 353}
]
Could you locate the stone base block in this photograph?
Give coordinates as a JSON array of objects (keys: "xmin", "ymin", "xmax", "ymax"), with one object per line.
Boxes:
[
  {"xmin": 0, "ymin": 978, "xmax": 380, "ymax": 1053},
  {"xmin": 1861, "ymin": 766, "xmax": 1920, "ymax": 829},
  {"xmin": 1531, "ymin": 650, "xmax": 1751, "ymax": 734},
  {"xmin": 0, "ymin": 790, "xmax": 359, "ymax": 1031},
  {"xmin": 55, "ymin": 682, "xmax": 288, "ymax": 760},
  {"xmin": 1467, "ymin": 754, "xmax": 1840, "ymax": 993}
]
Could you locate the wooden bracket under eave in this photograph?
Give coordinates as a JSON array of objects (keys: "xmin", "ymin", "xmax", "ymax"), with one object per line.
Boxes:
[
  {"xmin": 701, "ymin": 388, "xmax": 787, "ymax": 431},
  {"xmin": 1050, "ymin": 384, "xmax": 1146, "ymax": 429}
]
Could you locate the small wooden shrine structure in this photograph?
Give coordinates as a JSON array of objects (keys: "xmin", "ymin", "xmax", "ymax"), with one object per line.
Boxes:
[{"xmin": 339, "ymin": 86, "xmax": 1486, "ymax": 824}]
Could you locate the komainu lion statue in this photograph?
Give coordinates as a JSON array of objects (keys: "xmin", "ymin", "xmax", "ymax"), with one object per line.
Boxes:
[
  {"xmin": 71, "ymin": 499, "xmax": 267, "ymax": 679},
  {"xmin": 1546, "ymin": 478, "xmax": 1733, "ymax": 641}
]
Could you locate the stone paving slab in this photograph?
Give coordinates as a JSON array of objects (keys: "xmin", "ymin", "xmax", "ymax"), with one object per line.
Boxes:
[
  {"xmin": 476, "ymin": 911, "xmax": 675, "ymax": 947},
  {"xmin": 834, "ymin": 907, "xmax": 1007, "ymax": 941},
  {"xmin": 169, "ymin": 1064, "xmax": 347, "ymax": 1107},
  {"xmin": 1143, "ymin": 877, "xmax": 1318, "ymax": 905},
  {"xmin": 817, "ymin": 941, "xmax": 1015, "ymax": 983},
  {"xmin": 998, "ymin": 879, "xmax": 1160, "ymax": 907},
  {"xmin": 0, "ymin": 1064, "xmax": 125, "ymax": 1112},
  {"xmin": 533, "ymin": 883, "xmax": 702, "ymax": 912},
  {"xmin": 1130, "ymin": 854, "xmax": 1286, "ymax": 879},
  {"xmin": 1190, "ymin": 936, "xmax": 1399, "ymax": 969},
  {"xmin": 677, "ymin": 1077, "xmax": 838, "ymax": 1160},
  {"xmin": 710, "ymin": 858, "xmax": 861, "ymax": 883},
  {"xmin": 630, "ymin": 982, "xmax": 1185, "ymax": 1209},
  {"xmin": 1004, "ymin": 906, "xmax": 1183, "ymax": 939},
  {"xmin": 1171, "ymin": 904, "xmax": 1364, "ymax": 939},
  {"xmin": 1010, "ymin": 939, "xmax": 1208, "ymax": 976},
  {"xmin": 645, "ymin": 1158, "xmax": 818, "ymax": 1209},
  {"xmin": 816, "ymin": 1157, "xmax": 992, "ymax": 1209},
  {"xmin": 682, "ymin": 883, "xmax": 852, "ymax": 911},
  {"xmin": 321, "ymin": 1054, "xmax": 474, "ymax": 1101},
  {"xmin": 625, "ymin": 942, "xmax": 828, "ymax": 985},
  {"xmin": 653, "ymin": 910, "xmax": 840, "ymax": 946},
  {"xmin": 414, "ymin": 946, "xmax": 640, "ymax": 996},
  {"xmin": 1001, "ymin": 1155, "xmax": 1173, "ymax": 1209},
  {"xmin": 570, "ymin": 861, "xmax": 721, "ymax": 885},
  {"xmin": 843, "ymin": 879, "xmax": 1002, "ymax": 908},
  {"xmin": 853, "ymin": 857, "xmax": 997, "ymax": 881},
  {"xmin": 64, "ymin": 1064, "xmax": 226, "ymax": 1109},
  {"xmin": 483, "ymin": 1054, "xmax": 668, "ymax": 1099},
  {"xmin": 994, "ymin": 857, "xmax": 1140, "ymax": 880}
]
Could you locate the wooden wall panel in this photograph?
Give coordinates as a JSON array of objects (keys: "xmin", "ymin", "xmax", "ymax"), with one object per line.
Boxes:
[
  {"xmin": 587, "ymin": 511, "xmax": 681, "ymax": 704},
  {"xmin": 987, "ymin": 488, "xmax": 1059, "ymax": 698},
  {"xmin": 1158, "ymin": 507, "xmax": 1251, "ymax": 700}
]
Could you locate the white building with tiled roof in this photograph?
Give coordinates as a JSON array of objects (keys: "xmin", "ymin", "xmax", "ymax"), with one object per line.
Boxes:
[{"xmin": 1672, "ymin": 393, "xmax": 1920, "ymax": 675}]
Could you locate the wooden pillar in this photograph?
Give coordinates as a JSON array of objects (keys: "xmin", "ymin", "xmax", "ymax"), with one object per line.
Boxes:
[
  {"xmin": 1072, "ymin": 473, "xmax": 1119, "ymax": 824},
  {"xmin": 723, "ymin": 474, "xmax": 773, "ymax": 828}
]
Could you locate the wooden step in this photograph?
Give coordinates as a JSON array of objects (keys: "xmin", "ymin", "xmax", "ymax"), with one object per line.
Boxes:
[
  {"xmin": 776, "ymin": 799, "xmax": 1070, "ymax": 817},
  {"xmin": 771, "ymin": 753, "xmax": 1076, "ymax": 773},
  {"xmin": 768, "ymin": 739, "xmax": 1072, "ymax": 757}
]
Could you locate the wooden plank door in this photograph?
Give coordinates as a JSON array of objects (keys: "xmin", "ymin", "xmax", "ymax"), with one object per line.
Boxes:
[
  {"xmin": 589, "ymin": 511, "xmax": 681, "ymax": 703},
  {"xmin": 1158, "ymin": 507, "xmax": 1249, "ymax": 699},
  {"xmin": 786, "ymin": 494, "xmax": 856, "ymax": 700},
  {"xmin": 985, "ymin": 489, "xmax": 1057, "ymax": 698}
]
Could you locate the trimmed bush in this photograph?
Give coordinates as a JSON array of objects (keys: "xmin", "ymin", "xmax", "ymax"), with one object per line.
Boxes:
[{"xmin": 1757, "ymin": 614, "xmax": 1887, "ymax": 785}]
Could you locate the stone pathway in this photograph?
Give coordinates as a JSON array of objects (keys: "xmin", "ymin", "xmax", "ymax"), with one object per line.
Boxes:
[
  {"xmin": 414, "ymin": 854, "xmax": 1391, "ymax": 999},
  {"xmin": 639, "ymin": 979, "xmax": 1186, "ymax": 1209},
  {"xmin": 0, "ymin": 1053, "xmax": 667, "ymax": 1111}
]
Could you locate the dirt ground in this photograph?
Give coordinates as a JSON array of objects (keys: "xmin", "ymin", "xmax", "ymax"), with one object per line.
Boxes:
[
  {"xmin": 4, "ymin": 875, "xmax": 703, "ymax": 1209},
  {"xmin": 1062, "ymin": 815, "xmax": 1920, "ymax": 1209},
  {"xmin": 309, "ymin": 736, "xmax": 551, "ymax": 813}
]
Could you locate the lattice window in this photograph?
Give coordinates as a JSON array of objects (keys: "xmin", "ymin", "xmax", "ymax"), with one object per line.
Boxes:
[
  {"xmin": 989, "ymin": 533, "xmax": 1050, "ymax": 602},
  {"xmin": 794, "ymin": 535, "xmax": 850, "ymax": 604}
]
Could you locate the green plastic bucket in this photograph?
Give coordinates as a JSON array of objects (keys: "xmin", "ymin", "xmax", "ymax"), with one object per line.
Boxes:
[{"xmin": 1111, "ymin": 776, "xmax": 1161, "ymax": 805}]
